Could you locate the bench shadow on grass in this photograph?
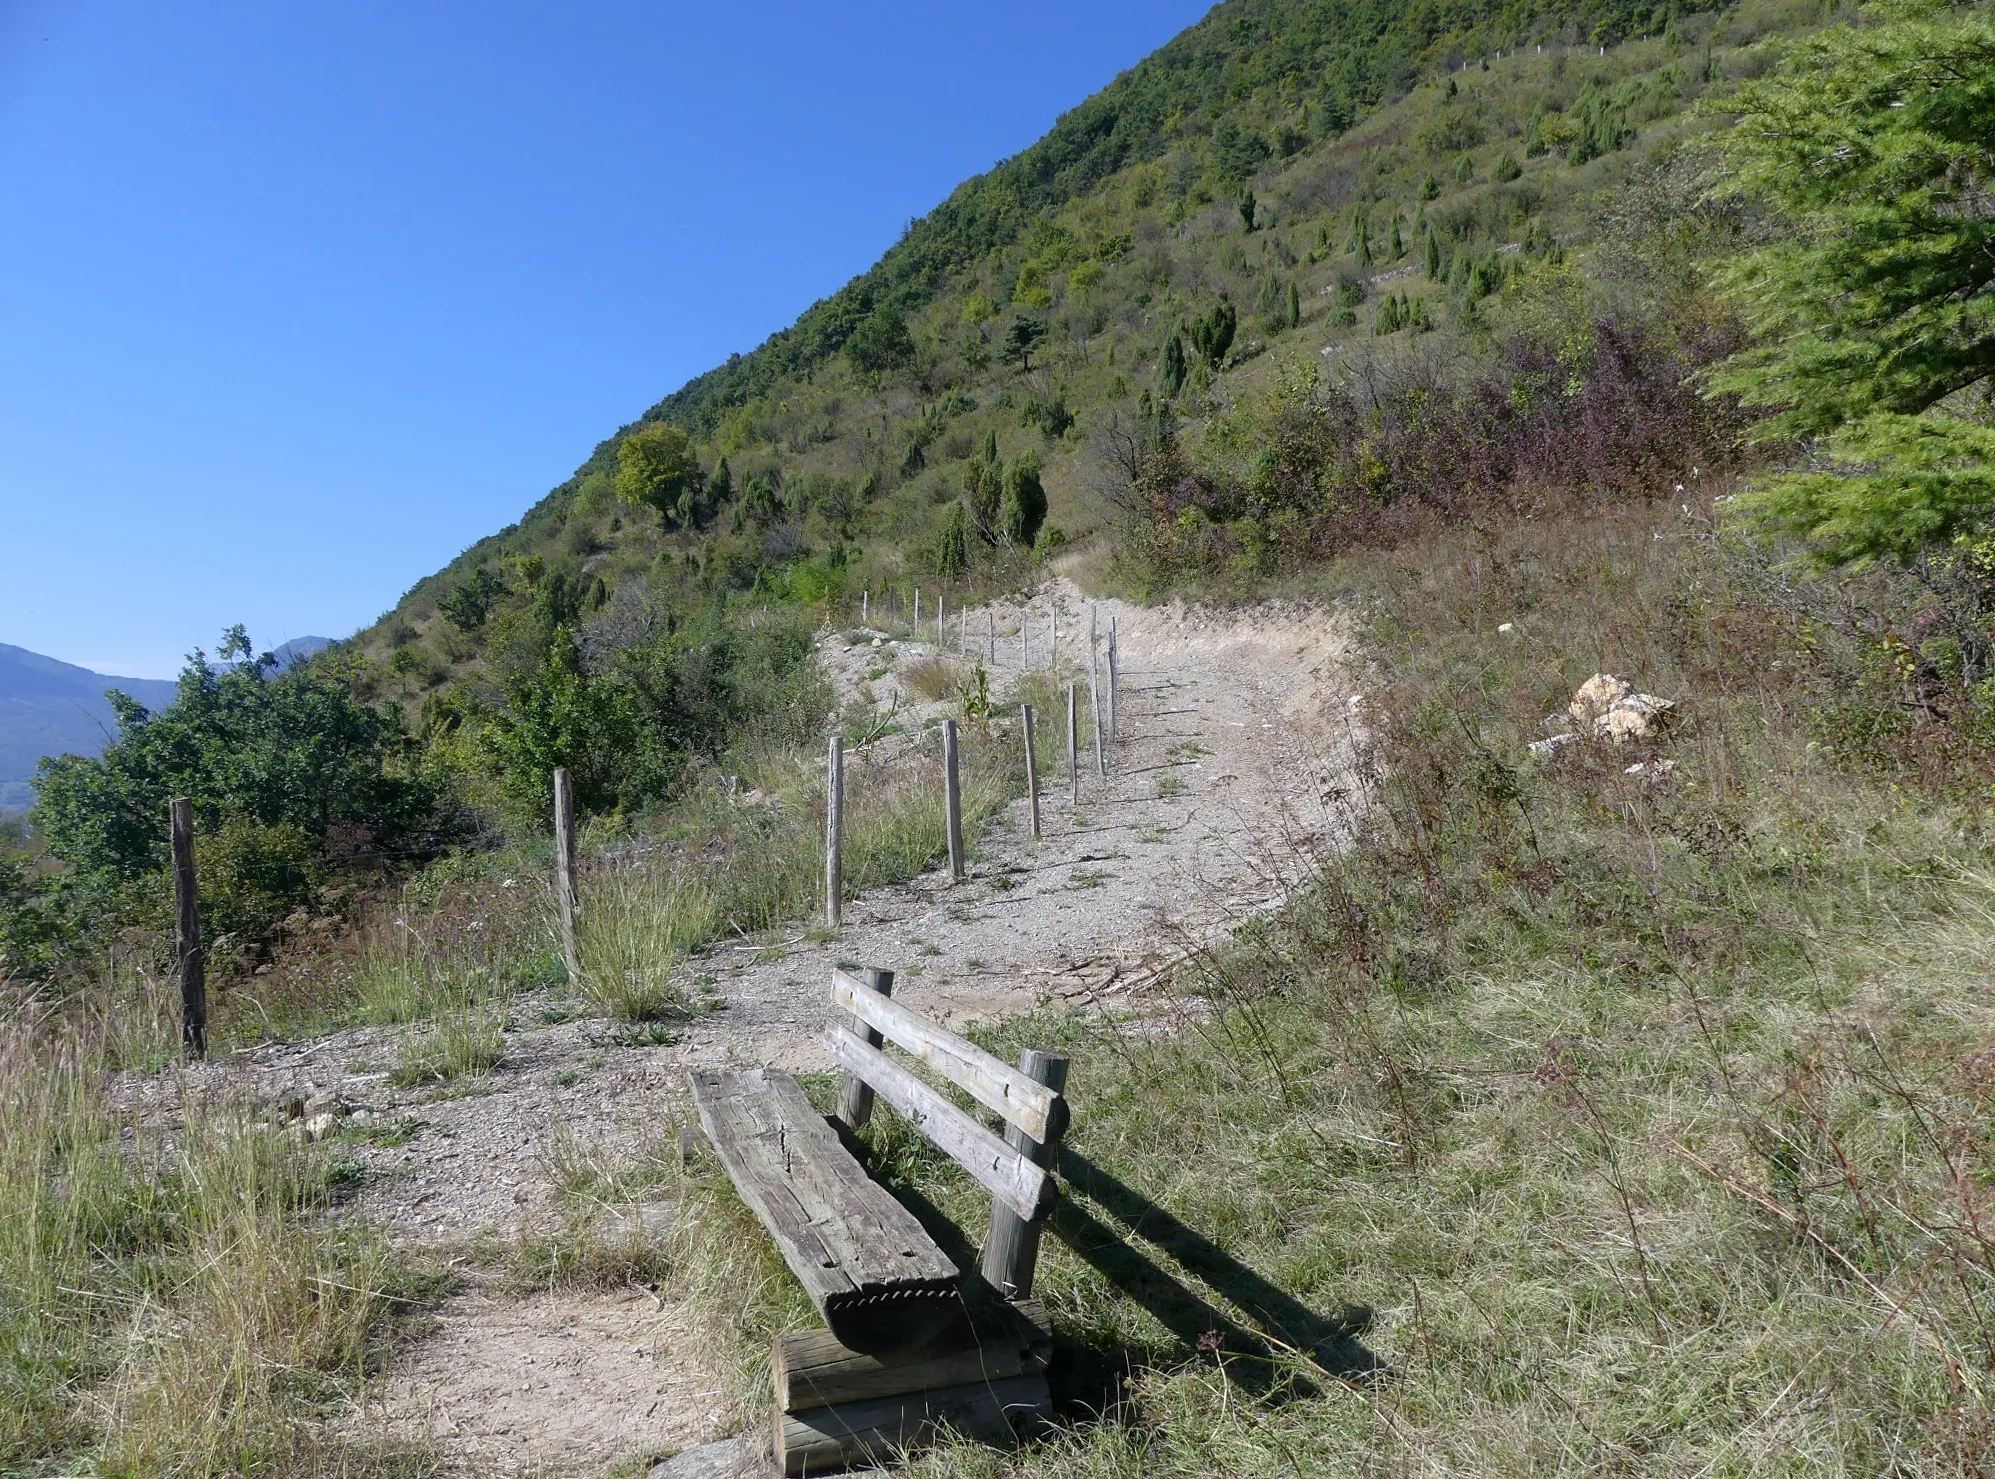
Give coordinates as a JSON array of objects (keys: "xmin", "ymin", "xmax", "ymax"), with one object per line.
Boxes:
[
  {"xmin": 856, "ymin": 1128, "xmax": 1382, "ymax": 1422},
  {"xmin": 1050, "ymin": 1148, "xmax": 1384, "ymax": 1413}
]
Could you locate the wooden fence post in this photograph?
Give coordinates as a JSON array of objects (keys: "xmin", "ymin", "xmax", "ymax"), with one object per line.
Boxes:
[
  {"xmin": 170, "ymin": 798, "xmax": 206, "ymax": 1058},
  {"xmin": 1021, "ymin": 704, "xmax": 1041, "ymax": 841},
  {"xmin": 834, "ymin": 964, "xmax": 895, "ymax": 1129},
  {"xmin": 936, "ymin": 594, "xmax": 945, "ymax": 646},
  {"xmin": 1066, "ymin": 683, "xmax": 1079, "ymax": 807},
  {"xmin": 1108, "ymin": 616, "xmax": 1119, "ymax": 744},
  {"xmin": 987, "ymin": 611, "xmax": 996, "ymax": 666},
  {"xmin": 553, "ymin": 767, "xmax": 581, "ymax": 985},
  {"xmin": 826, "ymin": 736, "xmax": 844, "ymax": 930},
  {"xmin": 943, "ymin": 720, "xmax": 965, "ymax": 882},
  {"xmin": 980, "ymin": 1049, "xmax": 1070, "ymax": 1299},
  {"xmin": 862, "ymin": 589, "xmax": 869, "ymax": 623},
  {"xmin": 914, "ymin": 587, "xmax": 921, "ymax": 632},
  {"xmin": 1089, "ymin": 646, "xmax": 1107, "ymax": 783}
]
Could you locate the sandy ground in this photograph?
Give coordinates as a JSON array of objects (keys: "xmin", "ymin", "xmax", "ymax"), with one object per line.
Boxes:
[{"xmin": 121, "ymin": 579, "xmax": 1357, "ymax": 1476}]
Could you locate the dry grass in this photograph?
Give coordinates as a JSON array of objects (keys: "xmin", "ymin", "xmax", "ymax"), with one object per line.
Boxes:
[
  {"xmin": 0, "ymin": 1014, "xmax": 430, "ymax": 1476},
  {"xmin": 675, "ymin": 501, "xmax": 1995, "ymax": 1476}
]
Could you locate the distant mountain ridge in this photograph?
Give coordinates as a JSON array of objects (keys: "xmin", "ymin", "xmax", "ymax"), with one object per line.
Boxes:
[{"xmin": 0, "ymin": 638, "xmax": 332, "ymax": 814}]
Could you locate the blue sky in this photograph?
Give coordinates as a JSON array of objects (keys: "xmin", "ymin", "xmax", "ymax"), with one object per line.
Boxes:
[{"xmin": 0, "ymin": 1, "xmax": 1210, "ymax": 678}]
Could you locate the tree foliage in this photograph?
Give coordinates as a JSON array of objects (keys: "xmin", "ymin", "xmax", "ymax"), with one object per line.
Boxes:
[
  {"xmin": 1712, "ymin": 3, "xmax": 1995, "ymax": 565},
  {"xmin": 1187, "ymin": 300, "xmax": 1238, "ymax": 368},
  {"xmin": 34, "ymin": 645, "xmax": 438, "ymax": 889},
  {"xmin": 844, "ymin": 306, "xmax": 916, "ymax": 376},
  {"xmin": 615, "ymin": 422, "xmax": 703, "ymax": 527},
  {"xmin": 999, "ymin": 316, "xmax": 1048, "ymax": 372},
  {"xmin": 1000, "ymin": 451, "xmax": 1049, "ymax": 548}
]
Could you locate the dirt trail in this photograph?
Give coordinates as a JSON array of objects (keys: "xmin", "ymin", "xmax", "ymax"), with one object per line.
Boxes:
[{"xmin": 153, "ymin": 580, "xmax": 1357, "ymax": 1476}]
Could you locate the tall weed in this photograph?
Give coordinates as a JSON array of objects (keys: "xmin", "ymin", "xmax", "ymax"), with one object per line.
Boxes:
[{"xmin": 0, "ymin": 1015, "xmax": 414, "ymax": 1474}]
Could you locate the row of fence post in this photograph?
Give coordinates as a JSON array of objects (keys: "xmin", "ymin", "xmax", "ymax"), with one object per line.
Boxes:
[
  {"xmin": 856, "ymin": 590, "xmax": 1131, "ymax": 696},
  {"xmin": 819, "ymin": 603, "xmax": 1120, "ymax": 924},
  {"xmin": 159, "ymin": 612, "xmax": 1119, "ymax": 1056}
]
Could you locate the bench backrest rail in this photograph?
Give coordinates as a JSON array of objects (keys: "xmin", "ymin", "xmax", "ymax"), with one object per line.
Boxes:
[
  {"xmin": 832, "ymin": 962, "xmax": 1072, "ymax": 1300},
  {"xmin": 825, "ymin": 1024, "xmax": 1053, "ymax": 1221},
  {"xmin": 831, "ymin": 967, "xmax": 1067, "ymax": 1144}
]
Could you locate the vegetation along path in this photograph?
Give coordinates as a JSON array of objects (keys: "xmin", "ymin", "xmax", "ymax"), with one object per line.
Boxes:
[{"xmin": 121, "ymin": 580, "xmax": 1355, "ymax": 1476}]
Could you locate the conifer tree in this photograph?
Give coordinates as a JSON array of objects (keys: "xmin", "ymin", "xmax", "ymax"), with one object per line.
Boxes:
[
  {"xmin": 937, "ymin": 501, "xmax": 970, "ymax": 578},
  {"xmin": 1000, "ymin": 451, "xmax": 1047, "ymax": 547},
  {"xmin": 1157, "ymin": 331, "xmax": 1188, "ymax": 398},
  {"xmin": 1712, "ymin": 6, "xmax": 1995, "ymax": 565}
]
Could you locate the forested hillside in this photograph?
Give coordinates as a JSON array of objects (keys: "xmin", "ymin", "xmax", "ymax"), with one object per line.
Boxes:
[
  {"xmin": 338, "ymin": 0, "xmax": 1792, "ymax": 805},
  {"xmin": 10, "ymin": 0, "xmax": 1995, "ymax": 1472}
]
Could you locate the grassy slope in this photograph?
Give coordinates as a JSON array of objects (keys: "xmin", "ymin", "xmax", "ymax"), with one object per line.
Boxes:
[
  {"xmin": 345, "ymin": 0, "xmax": 1817, "ymax": 695},
  {"xmin": 648, "ymin": 498, "xmax": 1995, "ymax": 1475}
]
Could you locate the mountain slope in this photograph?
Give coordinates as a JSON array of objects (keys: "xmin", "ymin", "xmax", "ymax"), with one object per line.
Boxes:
[
  {"xmin": 0, "ymin": 646, "xmax": 179, "ymax": 814},
  {"xmin": 351, "ymin": 0, "xmax": 1768, "ymax": 691}
]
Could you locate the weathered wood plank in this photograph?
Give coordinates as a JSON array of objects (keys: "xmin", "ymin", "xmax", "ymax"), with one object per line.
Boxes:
[
  {"xmin": 830, "ymin": 969, "xmax": 1065, "ymax": 1143},
  {"xmin": 823, "ymin": 1027, "xmax": 1055, "ymax": 1222},
  {"xmin": 689, "ymin": 1067, "xmax": 961, "ymax": 1354},
  {"xmin": 774, "ymin": 1299, "xmax": 1050, "ymax": 1412},
  {"xmin": 775, "ymin": 1373, "xmax": 1050, "ymax": 1475}
]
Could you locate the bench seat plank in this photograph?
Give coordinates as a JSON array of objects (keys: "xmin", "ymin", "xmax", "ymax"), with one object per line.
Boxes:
[{"xmin": 689, "ymin": 1067, "xmax": 961, "ymax": 1354}]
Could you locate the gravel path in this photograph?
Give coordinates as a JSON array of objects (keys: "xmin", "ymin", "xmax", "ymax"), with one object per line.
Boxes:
[{"xmin": 126, "ymin": 580, "xmax": 1357, "ymax": 1475}]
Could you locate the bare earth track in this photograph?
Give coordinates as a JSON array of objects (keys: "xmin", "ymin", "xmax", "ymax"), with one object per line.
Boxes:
[{"xmin": 125, "ymin": 579, "xmax": 1355, "ymax": 1476}]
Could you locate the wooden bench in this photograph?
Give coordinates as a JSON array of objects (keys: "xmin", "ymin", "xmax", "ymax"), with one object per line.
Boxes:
[{"xmin": 689, "ymin": 963, "xmax": 1071, "ymax": 1475}]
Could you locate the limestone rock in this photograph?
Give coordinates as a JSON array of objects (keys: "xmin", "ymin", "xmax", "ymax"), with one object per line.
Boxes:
[
  {"xmin": 1568, "ymin": 674, "xmax": 1634, "ymax": 728},
  {"xmin": 1599, "ymin": 693, "xmax": 1675, "ymax": 742},
  {"xmin": 1567, "ymin": 674, "xmax": 1676, "ymax": 744},
  {"xmin": 647, "ymin": 1434, "xmax": 770, "ymax": 1479}
]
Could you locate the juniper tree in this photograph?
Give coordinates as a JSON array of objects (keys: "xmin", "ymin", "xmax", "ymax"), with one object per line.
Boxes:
[
  {"xmin": 1157, "ymin": 331, "xmax": 1189, "ymax": 397},
  {"xmin": 1000, "ymin": 451, "xmax": 1048, "ymax": 547}
]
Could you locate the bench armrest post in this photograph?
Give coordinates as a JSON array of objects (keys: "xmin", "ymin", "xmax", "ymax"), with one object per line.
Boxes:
[
  {"xmin": 835, "ymin": 963, "xmax": 894, "ymax": 1130},
  {"xmin": 980, "ymin": 1049, "xmax": 1070, "ymax": 1300}
]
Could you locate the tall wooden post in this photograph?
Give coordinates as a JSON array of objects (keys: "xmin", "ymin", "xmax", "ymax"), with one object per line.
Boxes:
[
  {"xmin": 170, "ymin": 798, "xmax": 206, "ymax": 1058},
  {"xmin": 1089, "ymin": 655, "xmax": 1107, "ymax": 782},
  {"xmin": 943, "ymin": 720, "xmax": 966, "ymax": 882},
  {"xmin": 937, "ymin": 594, "xmax": 945, "ymax": 646},
  {"xmin": 914, "ymin": 587, "xmax": 921, "ymax": 632},
  {"xmin": 834, "ymin": 964, "xmax": 895, "ymax": 1129},
  {"xmin": 987, "ymin": 611, "xmax": 996, "ymax": 665},
  {"xmin": 1021, "ymin": 704, "xmax": 1041, "ymax": 841},
  {"xmin": 980, "ymin": 1049, "xmax": 1070, "ymax": 1298},
  {"xmin": 553, "ymin": 767, "xmax": 581, "ymax": 985},
  {"xmin": 862, "ymin": 589, "xmax": 869, "ymax": 623},
  {"xmin": 826, "ymin": 737, "xmax": 844, "ymax": 930},
  {"xmin": 1108, "ymin": 616, "xmax": 1119, "ymax": 744},
  {"xmin": 1066, "ymin": 683, "xmax": 1079, "ymax": 807}
]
